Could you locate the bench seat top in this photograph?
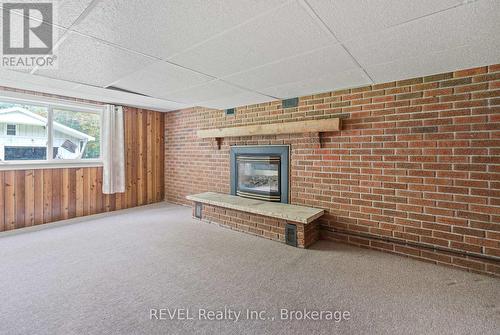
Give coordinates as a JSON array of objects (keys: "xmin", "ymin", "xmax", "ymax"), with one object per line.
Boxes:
[{"xmin": 186, "ymin": 192, "xmax": 324, "ymax": 224}]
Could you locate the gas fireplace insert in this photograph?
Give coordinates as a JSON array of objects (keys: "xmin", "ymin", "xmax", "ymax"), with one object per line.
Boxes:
[{"xmin": 230, "ymin": 145, "xmax": 289, "ymax": 203}]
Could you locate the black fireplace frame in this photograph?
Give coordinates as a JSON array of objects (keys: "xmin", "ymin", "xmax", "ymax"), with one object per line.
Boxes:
[{"xmin": 230, "ymin": 145, "xmax": 289, "ymax": 203}]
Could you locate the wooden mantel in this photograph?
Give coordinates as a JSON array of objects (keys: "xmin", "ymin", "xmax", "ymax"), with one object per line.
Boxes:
[{"xmin": 197, "ymin": 118, "xmax": 340, "ymax": 139}]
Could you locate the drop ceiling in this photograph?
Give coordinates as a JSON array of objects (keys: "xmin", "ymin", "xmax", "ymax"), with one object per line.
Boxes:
[{"xmin": 0, "ymin": 0, "xmax": 498, "ymax": 112}]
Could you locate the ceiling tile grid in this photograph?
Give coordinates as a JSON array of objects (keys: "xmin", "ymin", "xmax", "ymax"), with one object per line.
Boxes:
[
  {"xmin": 0, "ymin": 68, "xmax": 188, "ymax": 111},
  {"xmin": 111, "ymin": 61, "xmax": 214, "ymax": 98},
  {"xmin": 72, "ymin": 0, "xmax": 290, "ymax": 60},
  {"xmin": 365, "ymin": 38, "xmax": 500, "ymax": 83},
  {"xmin": 261, "ymin": 68, "xmax": 372, "ymax": 99},
  {"xmin": 343, "ymin": 0, "xmax": 500, "ymax": 68},
  {"xmin": 197, "ymin": 90, "xmax": 276, "ymax": 110},
  {"xmin": 1, "ymin": 0, "xmax": 498, "ymax": 111},
  {"xmin": 56, "ymin": 0, "xmax": 96, "ymax": 28},
  {"xmin": 156, "ymin": 79, "xmax": 273, "ymax": 106},
  {"xmin": 304, "ymin": 0, "xmax": 464, "ymax": 42},
  {"xmin": 222, "ymin": 43, "xmax": 359, "ymax": 95},
  {"xmin": 168, "ymin": 0, "xmax": 337, "ymax": 78},
  {"xmin": 35, "ymin": 31, "xmax": 157, "ymax": 87}
]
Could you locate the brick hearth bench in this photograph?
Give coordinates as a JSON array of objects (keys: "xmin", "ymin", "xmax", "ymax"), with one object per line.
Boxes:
[{"xmin": 186, "ymin": 192, "xmax": 324, "ymax": 248}]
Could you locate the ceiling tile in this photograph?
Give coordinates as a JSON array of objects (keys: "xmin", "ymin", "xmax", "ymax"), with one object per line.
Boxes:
[
  {"xmin": 74, "ymin": 85, "xmax": 189, "ymax": 111},
  {"xmin": 345, "ymin": 0, "xmax": 500, "ymax": 68},
  {"xmin": 111, "ymin": 61, "xmax": 214, "ymax": 98},
  {"xmin": 0, "ymin": 68, "xmax": 81, "ymax": 92},
  {"xmin": 73, "ymin": 0, "xmax": 289, "ymax": 60},
  {"xmin": 260, "ymin": 68, "xmax": 371, "ymax": 99},
  {"xmin": 223, "ymin": 43, "xmax": 357, "ymax": 92},
  {"xmin": 57, "ymin": 0, "xmax": 95, "ymax": 28},
  {"xmin": 307, "ymin": 0, "xmax": 462, "ymax": 41},
  {"xmin": 365, "ymin": 38, "xmax": 500, "ymax": 83},
  {"xmin": 0, "ymin": 68, "xmax": 188, "ymax": 112},
  {"xmin": 2, "ymin": 0, "xmax": 498, "ymax": 111},
  {"xmin": 35, "ymin": 32, "xmax": 156, "ymax": 87},
  {"xmin": 169, "ymin": 1, "xmax": 335, "ymax": 77},
  {"xmin": 198, "ymin": 91, "xmax": 275, "ymax": 109},
  {"xmin": 160, "ymin": 80, "xmax": 262, "ymax": 105}
]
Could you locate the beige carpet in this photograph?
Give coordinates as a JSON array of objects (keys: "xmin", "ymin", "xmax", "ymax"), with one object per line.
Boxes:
[{"xmin": 0, "ymin": 202, "xmax": 498, "ymax": 335}]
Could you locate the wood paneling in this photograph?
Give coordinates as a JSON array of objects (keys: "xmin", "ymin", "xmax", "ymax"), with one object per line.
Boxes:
[{"xmin": 0, "ymin": 107, "xmax": 164, "ymax": 232}]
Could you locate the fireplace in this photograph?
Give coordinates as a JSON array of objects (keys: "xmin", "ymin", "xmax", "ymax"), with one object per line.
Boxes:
[{"xmin": 230, "ymin": 145, "xmax": 289, "ymax": 203}]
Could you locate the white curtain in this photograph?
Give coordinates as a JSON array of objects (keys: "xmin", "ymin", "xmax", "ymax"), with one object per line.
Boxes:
[{"xmin": 102, "ymin": 105, "xmax": 125, "ymax": 194}]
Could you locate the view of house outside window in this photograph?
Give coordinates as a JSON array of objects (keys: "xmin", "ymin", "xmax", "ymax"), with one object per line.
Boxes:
[
  {"xmin": 52, "ymin": 109, "xmax": 101, "ymax": 160},
  {"xmin": 0, "ymin": 99, "xmax": 101, "ymax": 163}
]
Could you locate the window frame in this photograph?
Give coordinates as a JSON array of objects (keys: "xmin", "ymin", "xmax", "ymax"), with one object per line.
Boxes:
[
  {"xmin": 0, "ymin": 91, "xmax": 105, "ymax": 171},
  {"xmin": 6, "ymin": 124, "xmax": 17, "ymax": 136}
]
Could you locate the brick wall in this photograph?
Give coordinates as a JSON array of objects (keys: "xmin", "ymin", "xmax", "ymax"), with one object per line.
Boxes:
[
  {"xmin": 165, "ymin": 64, "xmax": 500, "ymax": 276},
  {"xmin": 197, "ymin": 204, "xmax": 319, "ymax": 248}
]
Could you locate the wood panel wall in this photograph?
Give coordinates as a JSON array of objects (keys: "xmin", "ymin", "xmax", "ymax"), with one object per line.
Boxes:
[{"xmin": 0, "ymin": 107, "xmax": 165, "ymax": 232}]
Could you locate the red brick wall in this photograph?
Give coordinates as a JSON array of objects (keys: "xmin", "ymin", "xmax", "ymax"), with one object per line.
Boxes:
[
  {"xmin": 165, "ymin": 64, "xmax": 500, "ymax": 275},
  {"xmin": 197, "ymin": 204, "xmax": 319, "ymax": 248}
]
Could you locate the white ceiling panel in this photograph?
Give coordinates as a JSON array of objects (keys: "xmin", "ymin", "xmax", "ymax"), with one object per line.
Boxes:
[
  {"xmin": 1, "ymin": 0, "xmax": 499, "ymax": 111},
  {"xmin": 56, "ymin": 0, "xmax": 95, "ymax": 28},
  {"xmin": 73, "ymin": 0, "xmax": 289, "ymax": 60},
  {"xmin": 169, "ymin": 1, "xmax": 335, "ymax": 77},
  {"xmin": 0, "ymin": 68, "xmax": 81, "ymax": 92},
  {"xmin": 366, "ymin": 38, "xmax": 500, "ymax": 83},
  {"xmin": 345, "ymin": 0, "xmax": 500, "ymax": 68},
  {"xmin": 223, "ymin": 43, "xmax": 358, "ymax": 92},
  {"xmin": 261, "ymin": 68, "xmax": 371, "ymax": 99},
  {"xmin": 73, "ymin": 84, "xmax": 189, "ymax": 111},
  {"xmin": 198, "ymin": 91, "xmax": 275, "ymax": 109},
  {"xmin": 35, "ymin": 32, "xmax": 156, "ymax": 87},
  {"xmin": 0, "ymin": 68, "xmax": 188, "ymax": 111},
  {"xmin": 111, "ymin": 61, "xmax": 213, "ymax": 98},
  {"xmin": 160, "ymin": 80, "xmax": 268, "ymax": 105},
  {"xmin": 306, "ymin": 0, "xmax": 462, "ymax": 42}
]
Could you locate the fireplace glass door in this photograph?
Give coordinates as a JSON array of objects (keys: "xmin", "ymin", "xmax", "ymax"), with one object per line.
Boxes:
[
  {"xmin": 230, "ymin": 145, "xmax": 289, "ymax": 203},
  {"xmin": 236, "ymin": 155, "xmax": 281, "ymax": 201}
]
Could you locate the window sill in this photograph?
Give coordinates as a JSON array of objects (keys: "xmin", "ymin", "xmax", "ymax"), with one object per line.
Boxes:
[{"xmin": 0, "ymin": 160, "xmax": 103, "ymax": 171}]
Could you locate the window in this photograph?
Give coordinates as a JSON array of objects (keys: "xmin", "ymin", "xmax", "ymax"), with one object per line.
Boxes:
[
  {"xmin": 0, "ymin": 93, "xmax": 103, "ymax": 168},
  {"xmin": 6, "ymin": 124, "xmax": 16, "ymax": 135},
  {"xmin": 5, "ymin": 146, "xmax": 46, "ymax": 160},
  {"xmin": 52, "ymin": 109, "xmax": 101, "ymax": 160}
]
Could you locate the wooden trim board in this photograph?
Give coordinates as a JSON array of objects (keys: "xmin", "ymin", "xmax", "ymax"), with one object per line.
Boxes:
[{"xmin": 197, "ymin": 118, "xmax": 340, "ymax": 138}]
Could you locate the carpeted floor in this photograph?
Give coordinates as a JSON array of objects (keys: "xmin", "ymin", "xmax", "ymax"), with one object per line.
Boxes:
[{"xmin": 0, "ymin": 202, "xmax": 498, "ymax": 335}]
